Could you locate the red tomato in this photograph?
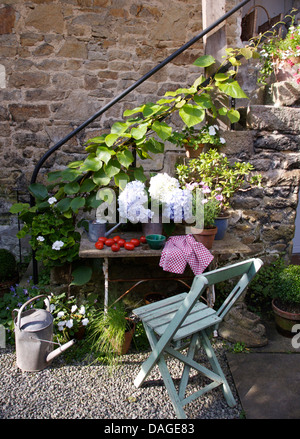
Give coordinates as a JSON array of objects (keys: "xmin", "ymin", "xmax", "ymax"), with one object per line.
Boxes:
[
  {"xmin": 97, "ymin": 236, "xmax": 107, "ymax": 243},
  {"xmin": 124, "ymin": 242, "xmax": 135, "ymax": 251},
  {"xmin": 140, "ymin": 236, "xmax": 147, "ymax": 244},
  {"xmin": 111, "ymin": 243, "xmax": 120, "ymax": 252},
  {"xmin": 117, "ymin": 239, "xmax": 126, "ymax": 247},
  {"xmin": 130, "ymin": 238, "xmax": 140, "ymax": 247},
  {"xmin": 105, "ymin": 238, "xmax": 115, "ymax": 247},
  {"xmin": 95, "ymin": 241, "xmax": 104, "ymax": 250},
  {"xmin": 113, "ymin": 235, "xmax": 121, "ymax": 242}
]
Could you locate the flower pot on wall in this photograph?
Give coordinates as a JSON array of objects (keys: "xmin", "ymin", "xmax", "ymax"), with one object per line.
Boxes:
[
  {"xmin": 272, "ymin": 299, "xmax": 300, "ymax": 337},
  {"xmin": 184, "ymin": 144, "xmax": 205, "ymax": 158},
  {"xmin": 214, "ymin": 215, "xmax": 230, "ymax": 240},
  {"xmin": 189, "ymin": 226, "xmax": 218, "ymax": 250}
]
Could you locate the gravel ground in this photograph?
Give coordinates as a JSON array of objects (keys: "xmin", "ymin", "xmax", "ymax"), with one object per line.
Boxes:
[{"xmin": 0, "ymin": 340, "xmax": 242, "ymax": 420}]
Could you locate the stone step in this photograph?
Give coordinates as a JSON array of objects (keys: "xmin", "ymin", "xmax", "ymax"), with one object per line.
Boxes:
[{"xmin": 238, "ymin": 105, "xmax": 300, "ymax": 133}]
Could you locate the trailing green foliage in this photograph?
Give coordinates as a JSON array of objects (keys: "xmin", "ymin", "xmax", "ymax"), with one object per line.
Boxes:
[
  {"xmin": 277, "ymin": 265, "xmax": 300, "ymax": 305},
  {"xmin": 245, "ymin": 258, "xmax": 286, "ymax": 315}
]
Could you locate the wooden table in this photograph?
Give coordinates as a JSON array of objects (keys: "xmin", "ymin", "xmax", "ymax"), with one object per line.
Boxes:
[{"xmin": 79, "ymin": 232, "xmax": 252, "ymax": 310}]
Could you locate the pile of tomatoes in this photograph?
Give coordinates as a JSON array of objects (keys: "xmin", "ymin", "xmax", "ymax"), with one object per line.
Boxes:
[{"xmin": 94, "ymin": 235, "xmax": 147, "ymax": 252}]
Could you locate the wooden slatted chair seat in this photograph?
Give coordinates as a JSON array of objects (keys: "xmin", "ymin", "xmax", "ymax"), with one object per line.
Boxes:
[{"xmin": 133, "ymin": 258, "xmax": 263, "ymax": 419}]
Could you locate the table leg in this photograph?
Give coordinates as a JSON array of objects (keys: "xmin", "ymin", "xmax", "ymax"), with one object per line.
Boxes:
[{"xmin": 103, "ymin": 257, "xmax": 109, "ymax": 312}]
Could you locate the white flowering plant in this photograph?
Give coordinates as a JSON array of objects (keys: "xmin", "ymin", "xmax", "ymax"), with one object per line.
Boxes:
[
  {"xmin": 49, "ymin": 292, "xmax": 96, "ymax": 342},
  {"xmin": 118, "ymin": 180, "xmax": 153, "ymax": 224},
  {"xmin": 169, "ymin": 124, "xmax": 226, "ymax": 152},
  {"xmin": 11, "ymin": 188, "xmax": 81, "ymax": 270},
  {"xmin": 118, "ymin": 174, "xmax": 194, "ymax": 225},
  {"xmin": 148, "ymin": 173, "xmax": 194, "ymax": 223}
]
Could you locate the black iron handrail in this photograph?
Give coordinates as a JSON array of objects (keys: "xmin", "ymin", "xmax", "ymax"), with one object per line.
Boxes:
[
  {"xmin": 30, "ymin": 0, "xmax": 251, "ymax": 191},
  {"xmin": 29, "ymin": 0, "xmax": 252, "ymax": 282}
]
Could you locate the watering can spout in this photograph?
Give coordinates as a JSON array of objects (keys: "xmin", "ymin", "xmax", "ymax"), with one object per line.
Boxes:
[{"xmin": 46, "ymin": 339, "xmax": 76, "ymax": 364}]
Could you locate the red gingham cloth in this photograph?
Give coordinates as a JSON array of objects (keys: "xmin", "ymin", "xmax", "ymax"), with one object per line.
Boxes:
[{"xmin": 159, "ymin": 234, "xmax": 214, "ymax": 275}]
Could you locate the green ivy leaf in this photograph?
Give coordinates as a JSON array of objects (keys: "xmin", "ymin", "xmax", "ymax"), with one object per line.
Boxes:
[
  {"xmin": 116, "ymin": 150, "xmax": 134, "ymax": 168},
  {"xmin": 131, "ymin": 123, "xmax": 148, "ymax": 140},
  {"xmin": 123, "ymin": 105, "xmax": 144, "ymax": 117},
  {"xmin": 105, "ymin": 133, "xmax": 119, "ymax": 147},
  {"xmin": 96, "ymin": 146, "xmax": 115, "ymax": 165},
  {"xmin": 111, "ymin": 121, "xmax": 129, "ymax": 134},
  {"xmin": 47, "ymin": 170, "xmax": 63, "ymax": 182},
  {"xmin": 64, "ymin": 181, "xmax": 80, "ymax": 195},
  {"xmin": 70, "ymin": 197, "xmax": 86, "ymax": 213},
  {"xmin": 56, "ymin": 198, "xmax": 72, "ymax": 213},
  {"xmin": 133, "ymin": 166, "xmax": 147, "ymax": 182},
  {"xmin": 144, "ymin": 138, "xmax": 164, "ymax": 154},
  {"xmin": 151, "ymin": 121, "xmax": 173, "ymax": 141},
  {"xmin": 114, "ymin": 172, "xmax": 130, "ymax": 190},
  {"xmin": 70, "ymin": 265, "xmax": 92, "ymax": 286},
  {"xmin": 9, "ymin": 203, "xmax": 30, "ymax": 214},
  {"xmin": 193, "ymin": 55, "xmax": 215, "ymax": 67},
  {"xmin": 193, "ymin": 93, "xmax": 213, "ymax": 109},
  {"xmin": 179, "ymin": 104, "xmax": 205, "ymax": 127},
  {"xmin": 218, "ymin": 80, "xmax": 248, "ymax": 99},
  {"xmin": 61, "ymin": 168, "xmax": 81, "ymax": 182},
  {"xmin": 80, "ymin": 155, "xmax": 103, "ymax": 172},
  {"xmin": 29, "ymin": 183, "xmax": 48, "ymax": 200},
  {"xmin": 93, "ymin": 169, "xmax": 111, "ymax": 186},
  {"xmin": 80, "ymin": 179, "xmax": 97, "ymax": 193},
  {"xmin": 227, "ymin": 109, "xmax": 240, "ymax": 123},
  {"xmin": 104, "ymin": 159, "xmax": 121, "ymax": 178},
  {"xmin": 85, "ymin": 193, "xmax": 103, "ymax": 209}
]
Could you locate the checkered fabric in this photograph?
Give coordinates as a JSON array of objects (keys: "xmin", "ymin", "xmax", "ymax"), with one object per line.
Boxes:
[{"xmin": 159, "ymin": 234, "xmax": 214, "ymax": 275}]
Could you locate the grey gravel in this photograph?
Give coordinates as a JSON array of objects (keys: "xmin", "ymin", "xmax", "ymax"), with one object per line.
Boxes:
[{"xmin": 0, "ymin": 340, "xmax": 242, "ymax": 419}]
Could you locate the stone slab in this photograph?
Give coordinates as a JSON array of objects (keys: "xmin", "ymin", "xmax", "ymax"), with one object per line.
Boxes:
[{"xmin": 227, "ymin": 352, "xmax": 300, "ymax": 419}]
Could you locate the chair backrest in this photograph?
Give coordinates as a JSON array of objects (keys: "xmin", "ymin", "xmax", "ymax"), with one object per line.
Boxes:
[
  {"xmin": 143, "ymin": 258, "xmax": 263, "ymax": 356},
  {"xmin": 176, "ymin": 258, "xmax": 263, "ymax": 323}
]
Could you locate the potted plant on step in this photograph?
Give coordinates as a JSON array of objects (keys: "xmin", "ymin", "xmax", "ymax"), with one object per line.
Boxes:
[
  {"xmin": 272, "ymin": 264, "xmax": 300, "ymax": 337},
  {"xmin": 169, "ymin": 124, "xmax": 226, "ymax": 158},
  {"xmin": 185, "ymin": 184, "xmax": 222, "ymax": 249},
  {"xmin": 176, "ymin": 148, "xmax": 261, "ymax": 240}
]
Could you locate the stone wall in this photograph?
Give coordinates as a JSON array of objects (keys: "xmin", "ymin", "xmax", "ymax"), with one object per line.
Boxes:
[
  {"xmin": 1, "ymin": 0, "xmax": 299, "ymax": 265},
  {"xmin": 0, "ymin": 0, "xmax": 244, "ymax": 257},
  {"xmin": 0, "ymin": 0, "xmax": 206, "ymax": 255}
]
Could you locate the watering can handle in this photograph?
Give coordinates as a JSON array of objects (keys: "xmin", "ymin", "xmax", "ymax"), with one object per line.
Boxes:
[{"xmin": 15, "ymin": 294, "xmax": 50, "ymax": 329}]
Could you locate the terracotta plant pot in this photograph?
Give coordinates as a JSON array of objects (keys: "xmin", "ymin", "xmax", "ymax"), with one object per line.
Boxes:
[
  {"xmin": 115, "ymin": 318, "xmax": 136, "ymax": 355},
  {"xmin": 185, "ymin": 144, "xmax": 204, "ymax": 158},
  {"xmin": 189, "ymin": 226, "xmax": 218, "ymax": 249},
  {"xmin": 272, "ymin": 299, "xmax": 300, "ymax": 337}
]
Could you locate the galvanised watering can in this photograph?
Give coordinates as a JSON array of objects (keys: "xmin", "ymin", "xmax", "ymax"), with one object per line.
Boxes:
[{"xmin": 13, "ymin": 295, "xmax": 75, "ymax": 372}]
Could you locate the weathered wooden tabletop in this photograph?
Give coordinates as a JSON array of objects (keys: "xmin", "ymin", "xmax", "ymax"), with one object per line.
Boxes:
[{"xmin": 79, "ymin": 232, "xmax": 252, "ymax": 259}]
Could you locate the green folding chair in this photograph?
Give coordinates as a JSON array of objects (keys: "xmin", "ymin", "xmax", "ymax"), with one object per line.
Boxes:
[{"xmin": 133, "ymin": 258, "xmax": 263, "ymax": 419}]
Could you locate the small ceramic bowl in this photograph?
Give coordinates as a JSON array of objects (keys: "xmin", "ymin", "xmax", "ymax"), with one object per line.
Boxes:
[{"xmin": 146, "ymin": 234, "xmax": 166, "ymax": 249}]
